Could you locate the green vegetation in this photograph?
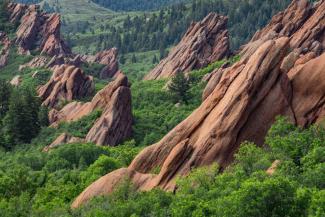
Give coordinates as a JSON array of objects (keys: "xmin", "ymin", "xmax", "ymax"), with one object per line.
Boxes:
[
  {"xmin": 65, "ymin": 0, "xmax": 291, "ymax": 55},
  {"xmin": 1, "ymin": 117, "xmax": 322, "ymax": 216},
  {"xmin": 0, "ymin": 0, "xmax": 15, "ymax": 32},
  {"xmin": 0, "ymin": 84, "xmax": 45, "ymax": 150},
  {"xmin": 73, "ymin": 117, "xmax": 325, "ymax": 217},
  {"xmin": 168, "ymin": 73, "xmax": 191, "ymax": 104},
  {"xmin": 92, "ymin": 0, "xmax": 189, "ymax": 11},
  {"xmin": 131, "ymin": 75, "xmax": 204, "ymax": 146},
  {"xmin": 120, "ymin": 50, "xmax": 160, "ymax": 81},
  {"xmin": 0, "ymin": 47, "xmax": 34, "ymax": 81}
]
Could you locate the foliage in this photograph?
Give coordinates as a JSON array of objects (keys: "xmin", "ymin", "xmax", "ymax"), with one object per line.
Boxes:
[
  {"xmin": 68, "ymin": 0, "xmax": 291, "ymax": 55},
  {"xmin": 131, "ymin": 78, "xmax": 203, "ymax": 146},
  {"xmin": 0, "ymin": 0, "xmax": 15, "ymax": 33},
  {"xmin": 0, "ymin": 86, "xmax": 43, "ymax": 149},
  {"xmin": 74, "ymin": 117, "xmax": 324, "ymax": 217},
  {"xmin": 92, "ymin": 0, "xmax": 188, "ymax": 11},
  {"xmin": 168, "ymin": 73, "xmax": 191, "ymax": 104}
]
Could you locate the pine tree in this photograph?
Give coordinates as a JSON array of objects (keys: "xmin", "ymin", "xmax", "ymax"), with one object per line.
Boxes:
[
  {"xmin": 2, "ymin": 87, "xmax": 41, "ymax": 148},
  {"xmin": 152, "ymin": 54, "xmax": 158, "ymax": 64},
  {"xmin": 131, "ymin": 54, "xmax": 137, "ymax": 63},
  {"xmin": 0, "ymin": 80, "xmax": 12, "ymax": 120},
  {"xmin": 120, "ymin": 54, "xmax": 126, "ymax": 64},
  {"xmin": 168, "ymin": 73, "xmax": 191, "ymax": 104}
]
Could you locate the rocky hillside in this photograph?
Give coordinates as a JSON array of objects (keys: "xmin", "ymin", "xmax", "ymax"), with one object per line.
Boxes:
[
  {"xmin": 0, "ymin": 0, "xmax": 324, "ymax": 216},
  {"xmin": 144, "ymin": 13, "xmax": 230, "ymax": 80},
  {"xmin": 8, "ymin": 2, "xmax": 70, "ymax": 55},
  {"xmin": 72, "ymin": 0, "xmax": 325, "ymax": 207}
]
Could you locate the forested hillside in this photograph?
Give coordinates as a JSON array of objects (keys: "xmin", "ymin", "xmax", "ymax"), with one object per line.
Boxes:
[
  {"xmin": 92, "ymin": 0, "xmax": 188, "ymax": 11},
  {"xmin": 68, "ymin": 0, "xmax": 291, "ymax": 56}
]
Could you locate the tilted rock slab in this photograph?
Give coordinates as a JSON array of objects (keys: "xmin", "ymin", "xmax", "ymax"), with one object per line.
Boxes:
[
  {"xmin": 240, "ymin": 0, "xmax": 324, "ymax": 60},
  {"xmin": 43, "ymin": 133, "xmax": 84, "ymax": 152},
  {"xmin": 72, "ymin": 0, "xmax": 325, "ymax": 208},
  {"xmin": 144, "ymin": 13, "xmax": 230, "ymax": 80},
  {"xmin": 81, "ymin": 48, "xmax": 119, "ymax": 79},
  {"xmin": 0, "ymin": 32, "xmax": 11, "ymax": 69},
  {"xmin": 7, "ymin": 3, "xmax": 70, "ymax": 56},
  {"xmin": 49, "ymin": 73, "xmax": 133, "ymax": 146},
  {"xmin": 38, "ymin": 64, "xmax": 94, "ymax": 108}
]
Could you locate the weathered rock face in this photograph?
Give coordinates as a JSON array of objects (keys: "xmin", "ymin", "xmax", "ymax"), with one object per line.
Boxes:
[
  {"xmin": 43, "ymin": 133, "xmax": 84, "ymax": 152},
  {"xmin": 85, "ymin": 82, "xmax": 132, "ymax": 146},
  {"xmin": 81, "ymin": 48, "xmax": 119, "ymax": 79},
  {"xmin": 0, "ymin": 32, "xmax": 11, "ymax": 69},
  {"xmin": 144, "ymin": 13, "xmax": 230, "ymax": 80},
  {"xmin": 7, "ymin": 3, "xmax": 70, "ymax": 56},
  {"xmin": 38, "ymin": 64, "xmax": 94, "ymax": 108},
  {"xmin": 49, "ymin": 73, "xmax": 133, "ymax": 147},
  {"xmin": 10, "ymin": 75, "xmax": 22, "ymax": 86},
  {"xmin": 72, "ymin": 0, "xmax": 325, "ymax": 208},
  {"xmin": 19, "ymin": 56, "xmax": 49, "ymax": 71},
  {"xmin": 241, "ymin": 0, "xmax": 324, "ymax": 59}
]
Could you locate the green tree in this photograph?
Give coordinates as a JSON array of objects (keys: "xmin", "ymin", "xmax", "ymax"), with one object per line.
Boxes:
[
  {"xmin": 168, "ymin": 73, "xmax": 191, "ymax": 104},
  {"xmin": 2, "ymin": 87, "xmax": 41, "ymax": 148},
  {"xmin": 0, "ymin": 80, "xmax": 12, "ymax": 120},
  {"xmin": 131, "ymin": 54, "xmax": 137, "ymax": 63}
]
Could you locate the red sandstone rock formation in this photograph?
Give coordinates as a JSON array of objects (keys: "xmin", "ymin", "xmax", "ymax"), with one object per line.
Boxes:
[
  {"xmin": 72, "ymin": 0, "xmax": 325, "ymax": 208},
  {"xmin": 49, "ymin": 73, "xmax": 132, "ymax": 146},
  {"xmin": 7, "ymin": 3, "xmax": 70, "ymax": 56},
  {"xmin": 43, "ymin": 133, "xmax": 84, "ymax": 152},
  {"xmin": 81, "ymin": 48, "xmax": 119, "ymax": 79},
  {"xmin": 38, "ymin": 64, "xmax": 94, "ymax": 108},
  {"xmin": 144, "ymin": 13, "xmax": 230, "ymax": 80},
  {"xmin": 0, "ymin": 32, "xmax": 10, "ymax": 69}
]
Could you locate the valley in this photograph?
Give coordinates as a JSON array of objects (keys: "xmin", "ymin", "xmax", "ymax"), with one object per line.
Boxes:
[{"xmin": 0, "ymin": 0, "xmax": 324, "ymax": 216}]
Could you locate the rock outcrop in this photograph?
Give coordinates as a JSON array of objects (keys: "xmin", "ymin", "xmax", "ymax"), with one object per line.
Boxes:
[
  {"xmin": 19, "ymin": 56, "xmax": 49, "ymax": 71},
  {"xmin": 240, "ymin": 0, "xmax": 324, "ymax": 59},
  {"xmin": 0, "ymin": 32, "xmax": 11, "ymax": 69},
  {"xmin": 38, "ymin": 64, "xmax": 94, "ymax": 108},
  {"xmin": 72, "ymin": 0, "xmax": 325, "ymax": 208},
  {"xmin": 43, "ymin": 133, "xmax": 84, "ymax": 152},
  {"xmin": 144, "ymin": 13, "xmax": 230, "ymax": 80},
  {"xmin": 81, "ymin": 48, "xmax": 119, "ymax": 79},
  {"xmin": 10, "ymin": 75, "xmax": 22, "ymax": 86},
  {"xmin": 49, "ymin": 73, "xmax": 133, "ymax": 146},
  {"xmin": 7, "ymin": 3, "xmax": 70, "ymax": 56}
]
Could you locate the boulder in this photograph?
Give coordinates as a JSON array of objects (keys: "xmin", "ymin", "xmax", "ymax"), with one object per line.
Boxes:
[
  {"xmin": 144, "ymin": 13, "xmax": 230, "ymax": 80},
  {"xmin": 38, "ymin": 64, "xmax": 94, "ymax": 108}
]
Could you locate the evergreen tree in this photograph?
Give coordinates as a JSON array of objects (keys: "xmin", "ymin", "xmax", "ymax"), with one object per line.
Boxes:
[
  {"xmin": 0, "ymin": 80, "xmax": 12, "ymax": 120},
  {"xmin": 131, "ymin": 54, "xmax": 137, "ymax": 63},
  {"xmin": 1, "ymin": 87, "xmax": 41, "ymax": 149},
  {"xmin": 38, "ymin": 106, "xmax": 49, "ymax": 127},
  {"xmin": 152, "ymin": 54, "xmax": 158, "ymax": 64},
  {"xmin": 119, "ymin": 54, "xmax": 126, "ymax": 64},
  {"xmin": 168, "ymin": 73, "xmax": 191, "ymax": 104}
]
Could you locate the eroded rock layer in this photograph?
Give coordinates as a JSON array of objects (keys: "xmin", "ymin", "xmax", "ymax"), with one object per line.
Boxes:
[
  {"xmin": 0, "ymin": 32, "xmax": 11, "ymax": 69},
  {"xmin": 49, "ymin": 73, "xmax": 133, "ymax": 147},
  {"xmin": 144, "ymin": 13, "xmax": 230, "ymax": 80},
  {"xmin": 7, "ymin": 3, "xmax": 70, "ymax": 56},
  {"xmin": 81, "ymin": 48, "xmax": 119, "ymax": 79},
  {"xmin": 38, "ymin": 64, "xmax": 94, "ymax": 108},
  {"xmin": 72, "ymin": 0, "xmax": 325, "ymax": 208}
]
